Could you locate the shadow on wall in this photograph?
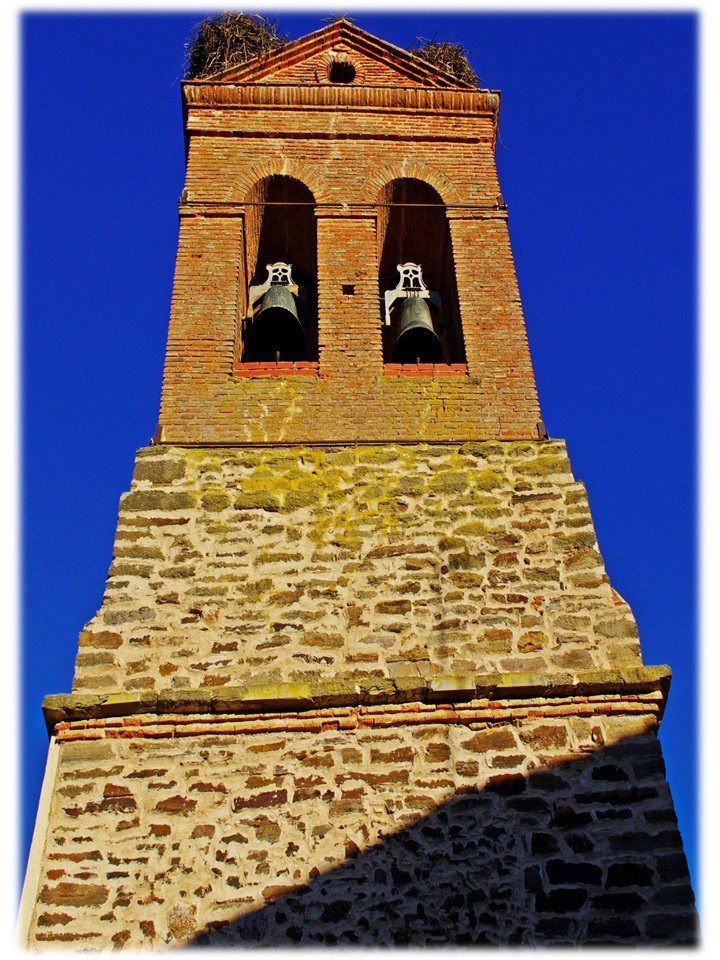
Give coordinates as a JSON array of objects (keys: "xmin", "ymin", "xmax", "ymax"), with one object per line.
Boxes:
[{"xmin": 186, "ymin": 733, "xmax": 697, "ymax": 947}]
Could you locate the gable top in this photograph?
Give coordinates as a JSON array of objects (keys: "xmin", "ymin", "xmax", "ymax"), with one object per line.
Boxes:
[{"xmin": 204, "ymin": 19, "xmax": 478, "ymax": 89}]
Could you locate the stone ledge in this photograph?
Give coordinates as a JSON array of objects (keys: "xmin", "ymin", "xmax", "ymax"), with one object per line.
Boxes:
[{"xmin": 42, "ymin": 666, "xmax": 671, "ymax": 734}]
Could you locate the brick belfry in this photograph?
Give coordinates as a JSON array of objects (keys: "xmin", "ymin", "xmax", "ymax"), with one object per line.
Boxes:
[{"xmin": 20, "ymin": 19, "xmax": 697, "ymax": 947}]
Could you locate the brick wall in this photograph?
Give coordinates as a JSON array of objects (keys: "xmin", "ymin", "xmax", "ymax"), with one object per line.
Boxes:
[
  {"xmin": 219, "ymin": 24, "xmax": 475, "ymax": 88},
  {"xmin": 157, "ymin": 79, "xmax": 540, "ymax": 444}
]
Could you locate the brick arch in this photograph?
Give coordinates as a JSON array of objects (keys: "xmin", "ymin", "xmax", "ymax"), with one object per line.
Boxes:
[
  {"xmin": 364, "ymin": 163, "xmax": 462, "ymax": 207},
  {"xmin": 238, "ymin": 161, "xmax": 330, "ymax": 205}
]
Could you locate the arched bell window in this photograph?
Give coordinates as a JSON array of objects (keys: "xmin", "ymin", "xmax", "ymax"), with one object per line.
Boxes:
[
  {"xmin": 242, "ymin": 176, "xmax": 317, "ymax": 363},
  {"xmin": 377, "ymin": 179, "xmax": 465, "ymax": 365}
]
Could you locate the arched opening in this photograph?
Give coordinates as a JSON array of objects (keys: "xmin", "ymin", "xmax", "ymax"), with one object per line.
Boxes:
[
  {"xmin": 328, "ymin": 59, "xmax": 356, "ymax": 83},
  {"xmin": 377, "ymin": 179, "xmax": 464, "ymax": 365},
  {"xmin": 242, "ymin": 176, "xmax": 317, "ymax": 363}
]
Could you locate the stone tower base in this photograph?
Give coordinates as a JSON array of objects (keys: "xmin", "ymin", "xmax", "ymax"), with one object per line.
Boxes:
[
  {"xmin": 25, "ymin": 678, "xmax": 695, "ymax": 946},
  {"xmin": 20, "ymin": 441, "xmax": 697, "ymax": 947}
]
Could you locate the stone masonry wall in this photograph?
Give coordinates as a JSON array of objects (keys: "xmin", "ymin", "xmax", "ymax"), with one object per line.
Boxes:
[
  {"xmin": 27, "ymin": 705, "xmax": 696, "ymax": 948},
  {"xmin": 72, "ymin": 441, "xmax": 642, "ymax": 695}
]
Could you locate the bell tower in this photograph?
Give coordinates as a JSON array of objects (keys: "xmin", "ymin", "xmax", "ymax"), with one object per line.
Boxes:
[{"xmin": 20, "ymin": 20, "xmax": 696, "ymax": 947}]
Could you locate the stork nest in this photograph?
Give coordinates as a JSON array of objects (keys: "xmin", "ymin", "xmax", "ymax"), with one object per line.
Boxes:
[
  {"xmin": 411, "ymin": 38, "xmax": 479, "ymax": 86},
  {"xmin": 185, "ymin": 12, "xmax": 287, "ymax": 79}
]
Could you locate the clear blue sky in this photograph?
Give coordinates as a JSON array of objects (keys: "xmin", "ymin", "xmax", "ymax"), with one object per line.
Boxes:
[{"xmin": 20, "ymin": 7, "xmax": 698, "ymax": 909}]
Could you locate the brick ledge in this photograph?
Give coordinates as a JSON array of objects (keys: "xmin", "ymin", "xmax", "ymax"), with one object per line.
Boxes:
[
  {"xmin": 43, "ymin": 666, "xmax": 670, "ymax": 733},
  {"xmin": 233, "ymin": 361, "xmax": 319, "ymax": 377},
  {"xmin": 384, "ymin": 363, "xmax": 468, "ymax": 376}
]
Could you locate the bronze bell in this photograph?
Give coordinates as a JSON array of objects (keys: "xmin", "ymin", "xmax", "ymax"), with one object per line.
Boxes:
[
  {"xmin": 391, "ymin": 295, "xmax": 443, "ymax": 364},
  {"xmin": 249, "ymin": 283, "xmax": 306, "ymax": 362}
]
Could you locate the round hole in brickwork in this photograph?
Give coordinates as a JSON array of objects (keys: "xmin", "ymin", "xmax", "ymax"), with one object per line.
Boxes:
[{"xmin": 328, "ymin": 59, "xmax": 356, "ymax": 83}]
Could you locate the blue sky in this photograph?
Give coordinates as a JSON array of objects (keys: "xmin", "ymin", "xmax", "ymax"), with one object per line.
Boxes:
[{"xmin": 19, "ymin": 5, "xmax": 699, "ymax": 913}]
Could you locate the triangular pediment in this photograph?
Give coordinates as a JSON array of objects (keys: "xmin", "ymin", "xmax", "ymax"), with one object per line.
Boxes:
[{"xmin": 205, "ymin": 20, "xmax": 476, "ymax": 89}]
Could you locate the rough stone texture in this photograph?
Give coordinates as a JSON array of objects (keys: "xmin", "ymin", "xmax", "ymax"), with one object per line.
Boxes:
[
  {"xmin": 24, "ymin": 712, "xmax": 695, "ymax": 948},
  {"xmin": 71, "ymin": 441, "xmax": 641, "ymax": 695}
]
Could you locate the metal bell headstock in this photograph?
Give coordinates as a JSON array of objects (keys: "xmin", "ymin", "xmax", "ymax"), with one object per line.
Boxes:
[
  {"xmin": 384, "ymin": 263, "xmax": 443, "ymax": 364},
  {"xmin": 246, "ymin": 263, "xmax": 307, "ymax": 362}
]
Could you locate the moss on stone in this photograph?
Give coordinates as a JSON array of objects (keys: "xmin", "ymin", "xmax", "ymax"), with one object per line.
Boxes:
[
  {"xmin": 475, "ymin": 497, "xmax": 507, "ymax": 518},
  {"xmin": 113, "ymin": 545, "xmax": 165, "ymax": 561},
  {"xmin": 259, "ymin": 453, "xmax": 304, "ymax": 473},
  {"xmin": 564, "ymin": 514, "xmax": 593, "ymax": 528},
  {"xmin": 438, "ymin": 535, "xmax": 467, "ymax": 551},
  {"xmin": 108, "ymin": 561, "xmax": 155, "ymax": 578},
  {"xmin": 455, "ymin": 516, "xmax": 511, "ymax": 537},
  {"xmin": 318, "ymin": 468, "xmax": 353, "ymax": 488},
  {"xmin": 564, "ymin": 485, "xmax": 588, "ymax": 504},
  {"xmin": 398, "ymin": 476, "xmax": 427, "ymax": 496},
  {"xmin": 448, "ymin": 550, "xmax": 482, "ymax": 570},
  {"xmin": 429, "ymin": 471, "xmax": 469, "ymax": 493},
  {"xmin": 375, "ymin": 498, "xmax": 408, "ymax": 518},
  {"xmin": 460, "ymin": 441, "xmax": 492, "ymax": 457},
  {"xmin": 255, "ymin": 549, "xmax": 303, "ymax": 565},
  {"xmin": 157, "ymin": 564, "xmax": 197, "ymax": 579},
  {"xmin": 328, "ymin": 533, "xmax": 363, "ymax": 551},
  {"xmin": 201, "ymin": 491, "xmax": 232, "ymax": 512},
  {"xmin": 554, "ymin": 530, "xmax": 597, "ymax": 553},
  {"xmin": 133, "ymin": 458, "xmax": 187, "ymax": 483},
  {"xmin": 357, "ymin": 448, "xmax": 400, "ymax": 465},
  {"xmin": 505, "ymin": 441, "xmax": 541, "ymax": 457},
  {"xmin": 121, "ymin": 490, "xmax": 197, "ymax": 512},
  {"xmin": 284, "ymin": 487, "xmax": 324, "ymax": 511},
  {"xmin": 324, "ymin": 448, "xmax": 357, "ymax": 467},
  {"xmin": 451, "ymin": 520, "xmax": 482, "ymax": 538},
  {"xmin": 515, "ymin": 455, "xmax": 571, "ymax": 477},
  {"xmin": 473, "ymin": 468, "xmax": 506, "ymax": 491},
  {"xmin": 234, "ymin": 491, "xmax": 281, "ymax": 512},
  {"xmin": 240, "ymin": 578, "xmax": 274, "ymax": 600}
]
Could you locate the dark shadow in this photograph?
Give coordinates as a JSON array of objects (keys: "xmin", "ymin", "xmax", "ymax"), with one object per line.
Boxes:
[{"xmin": 185, "ymin": 732, "xmax": 698, "ymax": 947}]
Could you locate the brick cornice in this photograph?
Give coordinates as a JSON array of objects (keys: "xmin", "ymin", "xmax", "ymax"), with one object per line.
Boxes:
[{"xmin": 183, "ymin": 82, "xmax": 500, "ymax": 120}]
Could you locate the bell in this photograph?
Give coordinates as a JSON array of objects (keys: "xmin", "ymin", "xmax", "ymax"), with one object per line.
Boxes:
[
  {"xmin": 391, "ymin": 296, "xmax": 443, "ymax": 364},
  {"xmin": 249, "ymin": 284, "xmax": 305, "ymax": 362}
]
